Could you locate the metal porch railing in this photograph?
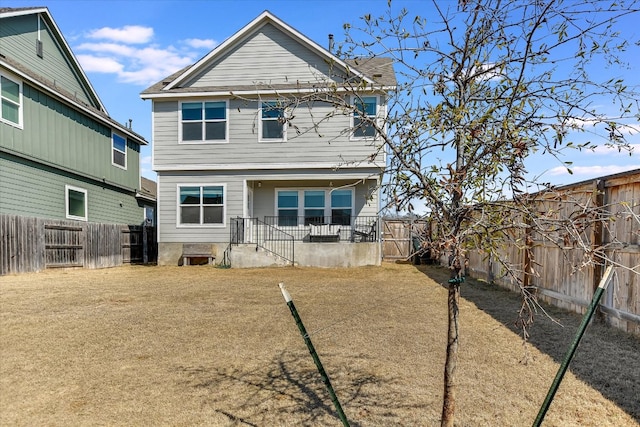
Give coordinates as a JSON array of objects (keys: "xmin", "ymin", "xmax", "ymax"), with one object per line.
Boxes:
[{"xmin": 230, "ymin": 217, "xmax": 295, "ymax": 264}]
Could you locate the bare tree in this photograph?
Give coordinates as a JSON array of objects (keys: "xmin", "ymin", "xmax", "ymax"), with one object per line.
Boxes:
[{"xmin": 276, "ymin": 1, "xmax": 640, "ymax": 424}]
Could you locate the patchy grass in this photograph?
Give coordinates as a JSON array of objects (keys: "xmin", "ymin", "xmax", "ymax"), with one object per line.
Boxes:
[{"xmin": 0, "ymin": 263, "xmax": 638, "ymax": 426}]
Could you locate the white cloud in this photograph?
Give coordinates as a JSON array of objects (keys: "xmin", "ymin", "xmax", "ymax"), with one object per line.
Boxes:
[
  {"xmin": 76, "ymin": 42, "xmax": 197, "ymax": 86},
  {"xmin": 74, "ymin": 25, "xmax": 214, "ymax": 86},
  {"xmin": 548, "ymin": 164, "xmax": 640, "ymax": 177},
  {"xmin": 87, "ymin": 25, "xmax": 154, "ymax": 44},
  {"xmin": 585, "ymin": 143, "xmax": 640, "ymax": 155},
  {"xmin": 76, "ymin": 42, "xmax": 137, "ymax": 57},
  {"xmin": 183, "ymin": 38, "xmax": 217, "ymax": 49},
  {"xmin": 76, "ymin": 55, "xmax": 123, "ymax": 73}
]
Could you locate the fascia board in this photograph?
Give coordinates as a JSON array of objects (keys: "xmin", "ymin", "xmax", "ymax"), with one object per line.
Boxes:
[{"xmin": 140, "ymin": 85, "xmax": 397, "ymax": 100}]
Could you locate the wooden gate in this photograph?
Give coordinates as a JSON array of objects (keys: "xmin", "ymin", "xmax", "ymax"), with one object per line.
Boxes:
[
  {"xmin": 45, "ymin": 223, "xmax": 84, "ymax": 268},
  {"xmin": 382, "ymin": 219, "xmax": 430, "ymax": 261}
]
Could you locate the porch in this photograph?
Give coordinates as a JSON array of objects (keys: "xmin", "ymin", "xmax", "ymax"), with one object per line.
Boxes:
[{"xmin": 228, "ymin": 215, "xmax": 380, "ymax": 267}]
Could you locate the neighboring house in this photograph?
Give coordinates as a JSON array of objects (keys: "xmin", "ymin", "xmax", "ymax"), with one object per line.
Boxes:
[
  {"xmin": 0, "ymin": 7, "xmax": 149, "ymax": 225},
  {"xmin": 141, "ymin": 11, "xmax": 396, "ymax": 267}
]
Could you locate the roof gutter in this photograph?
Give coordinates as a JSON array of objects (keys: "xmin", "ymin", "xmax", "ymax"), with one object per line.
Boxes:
[{"xmin": 140, "ymin": 85, "xmax": 397, "ymax": 100}]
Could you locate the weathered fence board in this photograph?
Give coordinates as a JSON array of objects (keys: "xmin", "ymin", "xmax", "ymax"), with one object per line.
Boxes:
[
  {"xmin": 1, "ymin": 215, "xmax": 156, "ymax": 275},
  {"xmin": 463, "ymin": 170, "xmax": 639, "ymax": 335}
]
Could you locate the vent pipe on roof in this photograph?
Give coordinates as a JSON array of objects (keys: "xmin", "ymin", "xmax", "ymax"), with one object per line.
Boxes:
[{"xmin": 328, "ymin": 34, "xmax": 334, "ymax": 53}]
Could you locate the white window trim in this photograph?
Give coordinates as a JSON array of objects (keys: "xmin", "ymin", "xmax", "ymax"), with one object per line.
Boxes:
[
  {"xmin": 65, "ymin": 185, "xmax": 88, "ymax": 221},
  {"xmin": 176, "ymin": 183, "xmax": 226, "ymax": 228},
  {"xmin": 178, "ymin": 100, "xmax": 229, "ymax": 144},
  {"xmin": 274, "ymin": 187, "xmax": 354, "ymax": 224},
  {"xmin": 111, "ymin": 132, "xmax": 127, "ymax": 169},
  {"xmin": 0, "ymin": 71, "xmax": 24, "ymax": 129},
  {"xmin": 349, "ymin": 94, "xmax": 382, "ymax": 141},
  {"xmin": 258, "ymin": 100, "xmax": 287, "ymax": 143}
]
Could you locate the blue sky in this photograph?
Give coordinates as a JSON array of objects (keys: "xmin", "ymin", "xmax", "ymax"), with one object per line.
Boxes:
[{"xmin": 8, "ymin": 0, "xmax": 640, "ymax": 184}]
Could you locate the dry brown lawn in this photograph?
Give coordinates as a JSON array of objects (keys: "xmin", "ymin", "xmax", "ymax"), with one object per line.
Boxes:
[{"xmin": 0, "ymin": 263, "xmax": 638, "ymax": 426}]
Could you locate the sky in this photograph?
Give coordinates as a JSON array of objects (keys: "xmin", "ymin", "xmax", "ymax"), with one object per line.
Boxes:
[{"xmin": 6, "ymin": 0, "xmax": 640, "ymax": 185}]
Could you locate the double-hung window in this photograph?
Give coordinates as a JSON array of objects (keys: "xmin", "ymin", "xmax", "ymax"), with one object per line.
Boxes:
[
  {"xmin": 331, "ymin": 190, "xmax": 353, "ymax": 225},
  {"xmin": 277, "ymin": 191, "xmax": 298, "ymax": 226},
  {"xmin": 178, "ymin": 185, "xmax": 225, "ymax": 226},
  {"xmin": 304, "ymin": 191, "xmax": 325, "ymax": 225},
  {"xmin": 112, "ymin": 133, "xmax": 127, "ymax": 169},
  {"xmin": 1, "ymin": 73, "xmax": 22, "ymax": 128},
  {"xmin": 65, "ymin": 185, "xmax": 87, "ymax": 221},
  {"xmin": 351, "ymin": 96, "xmax": 378, "ymax": 139},
  {"xmin": 181, "ymin": 101, "xmax": 227, "ymax": 142},
  {"xmin": 277, "ymin": 189, "xmax": 353, "ymax": 226},
  {"xmin": 260, "ymin": 101, "xmax": 286, "ymax": 142}
]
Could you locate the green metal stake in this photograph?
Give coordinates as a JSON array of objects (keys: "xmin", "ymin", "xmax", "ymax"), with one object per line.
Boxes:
[
  {"xmin": 279, "ymin": 283, "xmax": 350, "ymax": 427},
  {"xmin": 532, "ymin": 265, "xmax": 614, "ymax": 427}
]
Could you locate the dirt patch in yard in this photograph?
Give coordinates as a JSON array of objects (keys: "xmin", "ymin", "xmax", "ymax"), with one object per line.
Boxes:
[{"xmin": 1, "ymin": 263, "xmax": 638, "ymax": 426}]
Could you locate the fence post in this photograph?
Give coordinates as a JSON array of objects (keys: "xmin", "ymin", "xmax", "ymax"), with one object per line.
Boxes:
[
  {"xmin": 279, "ymin": 283, "xmax": 350, "ymax": 427},
  {"xmin": 532, "ymin": 265, "xmax": 614, "ymax": 427}
]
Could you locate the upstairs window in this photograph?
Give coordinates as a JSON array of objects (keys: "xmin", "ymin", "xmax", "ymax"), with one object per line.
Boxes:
[
  {"xmin": 352, "ymin": 96, "xmax": 378, "ymax": 139},
  {"xmin": 1, "ymin": 74, "xmax": 22, "ymax": 128},
  {"xmin": 178, "ymin": 185, "xmax": 225, "ymax": 226},
  {"xmin": 260, "ymin": 101, "xmax": 286, "ymax": 142},
  {"xmin": 112, "ymin": 133, "xmax": 127, "ymax": 169},
  {"xmin": 181, "ymin": 101, "xmax": 227, "ymax": 142}
]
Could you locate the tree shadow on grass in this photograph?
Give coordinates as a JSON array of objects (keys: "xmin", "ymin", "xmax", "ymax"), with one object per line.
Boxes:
[
  {"xmin": 175, "ymin": 351, "xmax": 427, "ymax": 426},
  {"xmin": 416, "ymin": 264, "xmax": 640, "ymax": 423}
]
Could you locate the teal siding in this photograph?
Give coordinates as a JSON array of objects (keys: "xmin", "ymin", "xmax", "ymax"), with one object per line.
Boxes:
[
  {"xmin": 0, "ymin": 152, "xmax": 144, "ymax": 225},
  {"xmin": 0, "ymin": 14, "xmax": 94, "ymax": 107},
  {"xmin": 0, "ymin": 82, "xmax": 140, "ymax": 190}
]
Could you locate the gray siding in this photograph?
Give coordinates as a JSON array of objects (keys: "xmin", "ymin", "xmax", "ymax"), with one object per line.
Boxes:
[
  {"xmin": 252, "ymin": 179, "xmax": 379, "ymax": 219},
  {"xmin": 157, "ymin": 170, "xmax": 379, "ymax": 244},
  {"xmin": 0, "ymin": 152, "xmax": 144, "ymax": 225},
  {"xmin": 1, "ymin": 82, "xmax": 140, "ymax": 190},
  {"xmin": 186, "ymin": 23, "xmax": 341, "ymax": 88},
  {"xmin": 157, "ymin": 172, "xmax": 245, "ymax": 243},
  {"xmin": 152, "ymin": 98, "xmax": 384, "ymax": 170},
  {"xmin": 0, "ymin": 14, "xmax": 94, "ymax": 107}
]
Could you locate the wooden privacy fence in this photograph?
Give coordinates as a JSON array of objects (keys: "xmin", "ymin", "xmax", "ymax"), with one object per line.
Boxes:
[
  {"xmin": 1, "ymin": 214, "xmax": 157, "ymax": 275},
  {"xmin": 465, "ymin": 171, "xmax": 639, "ymax": 335},
  {"xmin": 381, "ymin": 219, "xmax": 430, "ymax": 261}
]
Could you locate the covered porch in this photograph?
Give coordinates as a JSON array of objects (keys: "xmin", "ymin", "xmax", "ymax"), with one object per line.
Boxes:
[{"xmin": 228, "ymin": 215, "xmax": 381, "ymax": 267}]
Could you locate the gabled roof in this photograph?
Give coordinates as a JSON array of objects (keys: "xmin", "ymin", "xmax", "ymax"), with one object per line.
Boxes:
[
  {"xmin": 0, "ymin": 7, "xmax": 147, "ymax": 145},
  {"xmin": 141, "ymin": 10, "xmax": 396, "ymax": 98}
]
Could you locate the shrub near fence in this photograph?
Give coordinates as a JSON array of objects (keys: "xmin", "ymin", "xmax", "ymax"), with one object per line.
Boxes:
[
  {"xmin": 0, "ymin": 214, "xmax": 156, "ymax": 275},
  {"xmin": 465, "ymin": 170, "xmax": 639, "ymax": 336}
]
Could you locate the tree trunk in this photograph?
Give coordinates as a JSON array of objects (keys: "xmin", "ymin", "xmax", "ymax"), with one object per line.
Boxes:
[{"xmin": 441, "ymin": 280, "xmax": 460, "ymax": 427}]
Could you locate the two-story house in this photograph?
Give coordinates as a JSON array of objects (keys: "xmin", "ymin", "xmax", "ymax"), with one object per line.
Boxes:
[
  {"xmin": 141, "ymin": 11, "xmax": 395, "ymax": 267},
  {"xmin": 0, "ymin": 7, "xmax": 149, "ymax": 225}
]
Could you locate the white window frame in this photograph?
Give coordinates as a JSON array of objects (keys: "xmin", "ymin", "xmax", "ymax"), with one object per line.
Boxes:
[
  {"xmin": 176, "ymin": 183, "xmax": 226, "ymax": 228},
  {"xmin": 111, "ymin": 132, "xmax": 127, "ymax": 169},
  {"xmin": 350, "ymin": 95, "xmax": 381, "ymax": 141},
  {"xmin": 65, "ymin": 185, "xmax": 88, "ymax": 221},
  {"xmin": 275, "ymin": 188, "xmax": 354, "ymax": 226},
  {"xmin": 179, "ymin": 100, "xmax": 229, "ymax": 144},
  {"xmin": 0, "ymin": 72, "xmax": 23, "ymax": 129},
  {"xmin": 259, "ymin": 100, "xmax": 287, "ymax": 142}
]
